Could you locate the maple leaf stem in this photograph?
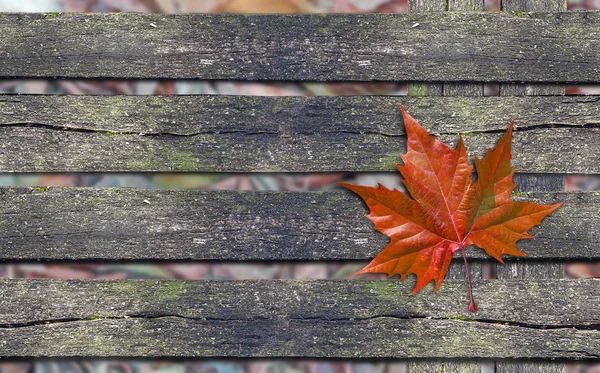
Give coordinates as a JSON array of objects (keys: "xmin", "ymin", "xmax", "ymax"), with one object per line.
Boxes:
[{"xmin": 460, "ymin": 244, "xmax": 478, "ymax": 313}]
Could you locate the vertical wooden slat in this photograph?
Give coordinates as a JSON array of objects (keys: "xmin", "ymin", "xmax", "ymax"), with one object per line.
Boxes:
[
  {"xmin": 444, "ymin": 3, "xmax": 487, "ymax": 372},
  {"xmin": 499, "ymin": 172, "xmax": 565, "ymax": 284},
  {"xmin": 407, "ymin": 1, "xmax": 482, "ymax": 371},
  {"xmin": 510, "ymin": 172, "xmax": 565, "ymax": 280},
  {"xmin": 408, "ymin": 0, "xmax": 447, "ymax": 12},
  {"xmin": 500, "ymin": 0, "xmax": 566, "ymax": 96},
  {"xmin": 513, "ymin": 174, "xmax": 564, "ymax": 193},
  {"xmin": 406, "ymin": 0, "xmax": 445, "ymax": 97},
  {"xmin": 407, "ymin": 361, "xmax": 480, "ymax": 373},
  {"xmin": 496, "ymin": 262, "xmax": 565, "ymax": 373},
  {"xmin": 496, "ymin": 1, "xmax": 566, "ymax": 371},
  {"xmin": 446, "ymin": 261, "xmax": 482, "ymax": 280},
  {"xmin": 444, "ymin": 0, "xmax": 484, "ymax": 96},
  {"xmin": 496, "ymin": 262, "xmax": 564, "ymax": 279},
  {"xmin": 496, "ymin": 365, "xmax": 566, "ymax": 373}
]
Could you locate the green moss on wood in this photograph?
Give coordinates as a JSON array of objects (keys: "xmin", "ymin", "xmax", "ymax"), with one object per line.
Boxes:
[
  {"xmin": 170, "ymin": 151, "xmax": 207, "ymax": 171},
  {"xmin": 374, "ymin": 152, "xmax": 401, "ymax": 170},
  {"xmin": 112, "ymin": 281, "xmax": 137, "ymax": 294},
  {"xmin": 361, "ymin": 280, "xmax": 400, "ymax": 301},
  {"xmin": 448, "ymin": 315, "xmax": 477, "ymax": 322},
  {"xmin": 158, "ymin": 281, "xmax": 191, "ymax": 302}
]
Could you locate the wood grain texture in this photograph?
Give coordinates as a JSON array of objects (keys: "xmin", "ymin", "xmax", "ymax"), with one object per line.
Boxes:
[
  {"xmin": 513, "ymin": 174, "xmax": 564, "ymax": 192},
  {"xmin": 495, "ymin": 363, "xmax": 566, "ymax": 373},
  {"xmin": 406, "ymin": 0, "xmax": 444, "ymax": 98},
  {"xmin": 0, "ymin": 188, "xmax": 595, "ymax": 261},
  {"xmin": 443, "ymin": 0, "xmax": 484, "ymax": 97},
  {"xmin": 407, "ymin": 361, "xmax": 480, "ymax": 373},
  {"xmin": 408, "ymin": 0, "xmax": 446, "ymax": 12},
  {"xmin": 1, "ymin": 12, "xmax": 599, "ymax": 82},
  {"xmin": 500, "ymin": 0, "xmax": 566, "ymax": 96},
  {"xmin": 1, "ymin": 95, "xmax": 598, "ymax": 173},
  {"xmin": 407, "ymin": 3, "xmax": 451, "ymax": 369},
  {"xmin": 430, "ymin": 7, "xmax": 485, "ymax": 368},
  {"xmin": 496, "ymin": 0, "xmax": 567, "ymax": 369},
  {"xmin": 0, "ymin": 279, "xmax": 598, "ymax": 358}
]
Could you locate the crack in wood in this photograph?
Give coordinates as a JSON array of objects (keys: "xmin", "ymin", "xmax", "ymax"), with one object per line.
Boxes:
[
  {"xmin": 0, "ymin": 122, "xmax": 278, "ymax": 137},
  {"xmin": 2, "ymin": 313, "xmax": 598, "ymax": 332},
  {"xmin": 0, "ymin": 121, "xmax": 599, "ymax": 138}
]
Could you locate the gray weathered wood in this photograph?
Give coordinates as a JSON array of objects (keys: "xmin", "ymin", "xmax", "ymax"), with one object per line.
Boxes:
[
  {"xmin": 514, "ymin": 174, "xmax": 564, "ymax": 192},
  {"xmin": 407, "ymin": 0, "xmax": 444, "ymax": 98},
  {"xmin": 1, "ymin": 95, "xmax": 598, "ymax": 173},
  {"xmin": 497, "ymin": 0, "xmax": 567, "ymax": 369},
  {"xmin": 502, "ymin": 0, "xmax": 565, "ymax": 12},
  {"xmin": 408, "ymin": 0, "xmax": 446, "ymax": 12},
  {"xmin": 443, "ymin": 0, "xmax": 484, "ymax": 97},
  {"xmin": 448, "ymin": 0, "xmax": 484, "ymax": 11},
  {"xmin": 1, "ymin": 12, "xmax": 599, "ymax": 82},
  {"xmin": 0, "ymin": 188, "xmax": 595, "ymax": 261},
  {"xmin": 496, "ymin": 262, "xmax": 564, "ymax": 279},
  {"xmin": 443, "ymin": 83, "xmax": 483, "ymax": 96},
  {"xmin": 408, "ymin": 4, "xmax": 449, "ymax": 370},
  {"xmin": 407, "ymin": 361, "xmax": 480, "ymax": 373},
  {"xmin": 500, "ymin": 84, "xmax": 564, "ymax": 96},
  {"xmin": 445, "ymin": 261, "xmax": 482, "ymax": 280},
  {"xmin": 496, "ymin": 364, "xmax": 566, "ymax": 373},
  {"xmin": 497, "ymin": 98, "xmax": 566, "ymax": 373},
  {"xmin": 0, "ymin": 279, "xmax": 598, "ymax": 358},
  {"xmin": 435, "ymin": 7, "xmax": 485, "ymax": 368},
  {"xmin": 500, "ymin": 0, "xmax": 567, "ymax": 96}
]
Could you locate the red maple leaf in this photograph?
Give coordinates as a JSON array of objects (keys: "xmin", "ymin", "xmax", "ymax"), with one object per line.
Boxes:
[{"xmin": 338, "ymin": 105, "xmax": 563, "ymax": 312}]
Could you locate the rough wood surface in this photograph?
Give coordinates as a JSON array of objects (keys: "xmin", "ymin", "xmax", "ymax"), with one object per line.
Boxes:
[
  {"xmin": 0, "ymin": 279, "xmax": 597, "ymax": 358},
  {"xmin": 1, "ymin": 12, "xmax": 599, "ymax": 82},
  {"xmin": 407, "ymin": 361, "xmax": 480, "ymax": 373},
  {"xmin": 500, "ymin": 0, "xmax": 566, "ymax": 96},
  {"xmin": 408, "ymin": 0, "xmax": 446, "ymax": 12},
  {"xmin": 513, "ymin": 174, "xmax": 564, "ymax": 192},
  {"xmin": 496, "ymin": 0, "xmax": 568, "ymax": 369},
  {"xmin": 0, "ymin": 188, "xmax": 595, "ymax": 261},
  {"xmin": 495, "ymin": 364, "xmax": 566, "ymax": 373},
  {"xmin": 406, "ymin": 0, "xmax": 444, "ymax": 98},
  {"xmin": 496, "ymin": 262, "xmax": 565, "ymax": 279},
  {"xmin": 443, "ymin": 0, "xmax": 484, "ymax": 97},
  {"xmin": 1, "ymin": 95, "xmax": 598, "ymax": 173},
  {"xmin": 426, "ymin": 7, "xmax": 484, "ymax": 368}
]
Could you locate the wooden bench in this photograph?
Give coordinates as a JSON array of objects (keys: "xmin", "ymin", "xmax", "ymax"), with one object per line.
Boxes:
[{"xmin": 0, "ymin": 1, "xmax": 599, "ymax": 371}]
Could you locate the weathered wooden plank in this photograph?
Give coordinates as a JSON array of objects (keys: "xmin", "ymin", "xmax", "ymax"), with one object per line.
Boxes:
[
  {"xmin": 0, "ymin": 95, "xmax": 598, "ymax": 173},
  {"xmin": 0, "ymin": 188, "xmax": 596, "ymax": 261},
  {"xmin": 431, "ymin": 5, "xmax": 486, "ymax": 367},
  {"xmin": 495, "ymin": 363, "xmax": 567, "ymax": 373},
  {"xmin": 500, "ymin": 0, "xmax": 566, "ymax": 97},
  {"xmin": 513, "ymin": 174, "xmax": 564, "ymax": 192},
  {"xmin": 406, "ymin": 0, "xmax": 444, "ymax": 98},
  {"xmin": 497, "ymin": 0, "xmax": 568, "ymax": 369},
  {"xmin": 496, "ymin": 262, "xmax": 565, "ymax": 279},
  {"xmin": 407, "ymin": 361, "xmax": 480, "ymax": 373},
  {"xmin": 0, "ymin": 279, "xmax": 597, "ymax": 358},
  {"xmin": 407, "ymin": 3, "xmax": 449, "ymax": 369},
  {"xmin": 1, "ymin": 12, "xmax": 600, "ymax": 82},
  {"xmin": 408, "ymin": 0, "xmax": 446, "ymax": 12},
  {"xmin": 443, "ymin": 0, "xmax": 484, "ymax": 97},
  {"xmin": 498, "ymin": 124, "xmax": 566, "ymax": 373}
]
